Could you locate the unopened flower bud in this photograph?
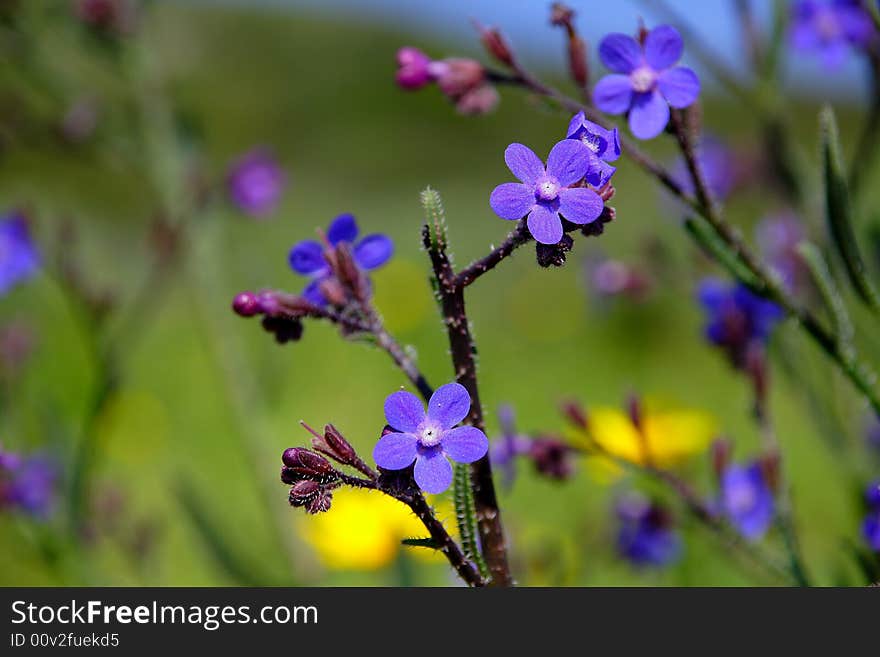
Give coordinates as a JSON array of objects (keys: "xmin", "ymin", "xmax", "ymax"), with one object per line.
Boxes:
[
  {"xmin": 529, "ymin": 437, "xmax": 575, "ymax": 480},
  {"xmin": 261, "ymin": 316, "xmax": 303, "ymax": 344},
  {"xmin": 474, "ymin": 21, "xmax": 514, "ymax": 67},
  {"xmin": 710, "ymin": 438, "xmax": 732, "ymax": 480},
  {"xmin": 561, "ymin": 400, "xmax": 589, "ymax": 431},
  {"xmin": 550, "ymin": 2, "xmax": 575, "ymax": 27},
  {"xmin": 281, "ymin": 447, "xmax": 336, "ymax": 482},
  {"xmin": 232, "ymin": 291, "xmax": 260, "ymax": 317},
  {"xmin": 255, "ymin": 291, "xmax": 281, "ymax": 316},
  {"xmin": 627, "ymin": 393, "xmax": 643, "ymax": 432},
  {"xmin": 434, "ymin": 59, "xmax": 485, "ymax": 98},
  {"xmin": 321, "ymin": 424, "xmax": 358, "ymax": 465},
  {"xmin": 396, "ymin": 47, "xmax": 433, "ymax": 90},
  {"xmin": 455, "ymin": 84, "xmax": 500, "ymax": 115},
  {"xmin": 318, "ymin": 278, "xmax": 347, "ymax": 307},
  {"xmin": 758, "ymin": 450, "xmax": 781, "ymax": 494},
  {"xmin": 567, "ymin": 35, "xmax": 589, "ymax": 88},
  {"xmin": 288, "ymin": 479, "xmax": 333, "ymax": 513}
]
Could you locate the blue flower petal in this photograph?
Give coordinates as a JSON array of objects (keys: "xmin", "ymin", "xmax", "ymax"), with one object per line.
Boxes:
[
  {"xmin": 413, "ymin": 449, "xmax": 453, "ymax": 494},
  {"xmin": 288, "ymin": 240, "xmax": 327, "ymax": 276},
  {"xmin": 427, "ymin": 382, "xmax": 471, "ymax": 430},
  {"xmin": 354, "ymin": 234, "xmax": 394, "ymax": 270},
  {"xmin": 327, "ymin": 213, "xmax": 359, "ymax": 245},
  {"xmin": 384, "ymin": 390, "xmax": 426, "ymax": 433},
  {"xmin": 598, "ymin": 33, "xmax": 643, "ymax": 73},
  {"xmin": 644, "ymin": 25, "xmax": 684, "ymax": 70},
  {"xmin": 373, "ymin": 432, "xmax": 418, "ymax": 470},
  {"xmin": 442, "ymin": 426, "xmax": 488, "ymax": 463}
]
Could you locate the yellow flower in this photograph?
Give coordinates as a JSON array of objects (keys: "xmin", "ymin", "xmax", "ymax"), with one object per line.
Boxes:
[
  {"xmin": 572, "ymin": 400, "xmax": 717, "ymax": 480},
  {"xmin": 300, "ymin": 487, "xmax": 452, "ymax": 570}
]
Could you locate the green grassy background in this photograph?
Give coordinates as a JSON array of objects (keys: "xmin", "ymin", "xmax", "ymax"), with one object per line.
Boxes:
[{"xmin": 0, "ymin": 2, "xmax": 878, "ymax": 586}]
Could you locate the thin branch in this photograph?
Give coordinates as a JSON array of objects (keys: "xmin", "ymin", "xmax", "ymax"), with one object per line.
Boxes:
[{"xmin": 455, "ymin": 219, "xmax": 532, "ymax": 288}]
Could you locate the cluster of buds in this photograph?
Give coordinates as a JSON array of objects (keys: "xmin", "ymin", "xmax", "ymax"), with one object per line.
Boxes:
[
  {"xmin": 232, "ymin": 290, "xmax": 315, "ymax": 344},
  {"xmin": 281, "ymin": 447, "xmax": 338, "ymax": 514},
  {"xmin": 282, "ymin": 423, "xmax": 378, "ymax": 514},
  {"xmin": 395, "ymin": 47, "xmax": 499, "ymax": 115},
  {"xmin": 535, "ymin": 190, "xmax": 616, "ymax": 269},
  {"xmin": 527, "ymin": 436, "xmax": 577, "ymax": 481}
]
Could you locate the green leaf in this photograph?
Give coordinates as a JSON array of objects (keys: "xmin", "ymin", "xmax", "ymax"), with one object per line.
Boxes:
[
  {"xmin": 820, "ymin": 106, "xmax": 880, "ymax": 313},
  {"xmin": 796, "ymin": 242, "xmax": 854, "ymax": 358}
]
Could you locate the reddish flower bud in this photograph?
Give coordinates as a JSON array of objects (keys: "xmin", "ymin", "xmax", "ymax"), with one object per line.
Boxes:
[
  {"xmin": 567, "ymin": 35, "xmax": 589, "ymax": 88},
  {"xmin": 549, "ymin": 3, "xmax": 575, "ymax": 28},
  {"xmin": 561, "ymin": 400, "xmax": 590, "ymax": 431},
  {"xmin": 474, "ymin": 21, "xmax": 514, "ymax": 67},
  {"xmin": 758, "ymin": 450, "xmax": 782, "ymax": 494},
  {"xmin": 529, "ymin": 437, "xmax": 575, "ymax": 480},
  {"xmin": 321, "ymin": 424, "xmax": 358, "ymax": 465},
  {"xmin": 232, "ymin": 291, "xmax": 260, "ymax": 317},
  {"xmin": 434, "ymin": 59, "xmax": 485, "ymax": 98},
  {"xmin": 281, "ymin": 447, "xmax": 336, "ymax": 481},
  {"xmin": 710, "ymin": 438, "xmax": 732, "ymax": 480},
  {"xmin": 318, "ymin": 278, "xmax": 347, "ymax": 307},
  {"xmin": 396, "ymin": 47, "xmax": 433, "ymax": 90}
]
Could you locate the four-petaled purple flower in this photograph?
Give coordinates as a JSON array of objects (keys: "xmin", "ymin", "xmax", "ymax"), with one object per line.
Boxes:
[
  {"xmin": 697, "ymin": 279, "xmax": 784, "ymax": 366},
  {"xmin": 373, "ymin": 383, "xmax": 489, "ymax": 494},
  {"xmin": 565, "ymin": 111, "xmax": 621, "ymax": 188},
  {"xmin": 489, "ymin": 141, "xmax": 604, "ymax": 245},
  {"xmin": 614, "ymin": 493, "xmax": 682, "ymax": 567},
  {"xmin": 862, "ymin": 479, "xmax": 880, "ymax": 551},
  {"xmin": 593, "ymin": 25, "xmax": 700, "ymax": 140},
  {"xmin": 288, "ymin": 214, "xmax": 393, "ymax": 306},
  {"xmin": 718, "ymin": 462, "xmax": 775, "ymax": 541},
  {"xmin": 227, "ymin": 148, "xmax": 286, "ymax": 218},
  {"xmin": 0, "ymin": 447, "xmax": 57, "ymax": 518},
  {"xmin": 789, "ymin": 0, "xmax": 876, "ymax": 70},
  {"xmin": 0, "ymin": 212, "xmax": 40, "ymax": 296}
]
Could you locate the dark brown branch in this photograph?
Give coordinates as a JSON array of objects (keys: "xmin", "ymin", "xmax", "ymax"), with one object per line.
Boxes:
[
  {"xmin": 455, "ymin": 220, "xmax": 532, "ymax": 288},
  {"xmin": 422, "ymin": 223, "xmax": 514, "ymax": 586}
]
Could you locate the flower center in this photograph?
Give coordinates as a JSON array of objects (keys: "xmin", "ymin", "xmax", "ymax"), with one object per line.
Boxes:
[
  {"xmin": 419, "ymin": 424, "xmax": 443, "ymax": 447},
  {"xmin": 630, "ymin": 66, "xmax": 657, "ymax": 93},
  {"xmin": 534, "ymin": 176, "xmax": 560, "ymax": 202}
]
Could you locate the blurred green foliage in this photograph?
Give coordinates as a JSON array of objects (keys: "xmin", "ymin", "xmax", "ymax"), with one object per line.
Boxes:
[{"xmin": 0, "ymin": 1, "xmax": 878, "ymax": 586}]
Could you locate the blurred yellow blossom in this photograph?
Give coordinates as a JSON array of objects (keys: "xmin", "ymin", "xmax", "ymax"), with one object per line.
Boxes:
[
  {"xmin": 570, "ymin": 399, "xmax": 717, "ymax": 480},
  {"xmin": 300, "ymin": 487, "xmax": 452, "ymax": 570}
]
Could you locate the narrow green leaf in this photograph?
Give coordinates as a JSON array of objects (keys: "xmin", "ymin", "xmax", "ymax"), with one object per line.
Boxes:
[
  {"xmin": 683, "ymin": 217, "xmax": 763, "ymax": 290},
  {"xmin": 820, "ymin": 106, "xmax": 880, "ymax": 313},
  {"xmin": 796, "ymin": 242, "xmax": 854, "ymax": 356},
  {"xmin": 454, "ymin": 462, "xmax": 489, "ymax": 578}
]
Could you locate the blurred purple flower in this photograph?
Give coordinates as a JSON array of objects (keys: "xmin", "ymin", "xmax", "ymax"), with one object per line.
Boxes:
[
  {"xmin": 789, "ymin": 0, "xmax": 875, "ymax": 69},
  {"xmin": 718, "ymin": 462, "xmax": 775, "ymax": 541},
  {"xmin": 670, "ymin": 136, "xmax": 736, "ymax": 202},
  {"xmin": 697, "ymin": 279, "xmax": 784, "ymax": 366},
  {"xmin": 593, "ymin": 25, "xmax": 700, "ymax": 139},
  {"xmin": 288, "ymin": 214, "xmax": 393, "ymax": 306},
  {"xmin": 565, "ymin": 112, "xmax": 621, "ymax": 188},
  {"xmin": 863, "ymin": 480, "xmax": 880, "ymax": 550},
  {"xmin": 756, "ymin": 213, "xmax": 808, "ymax": 296},
  {"xmin": 227, "ymin": 148, "xmax": 286, "ymax": 218},
  {"xmin": 490, "ymin": 141, "xmax": 603, "ymax": 245},
  {"xmin": 373, "ymin": 383, "xmax": 488, "ymax": 494},
  {"xmin": 615, "ymin": 493, "xmax": 682, "ymax": 567},
  {"xmin": 0, "ymin": 212, "xmax": 40, "ymax": 296},
  {"xmin": 0, "ymin": 447, "xmax": 57, "ymax": 518},
  {"xmin": 590, "ymin": 258, "xmax": 652, "ymax": 301},
  {"xmin": 490, "ymin": 405, "xmax": 532, "ymax": 490}
]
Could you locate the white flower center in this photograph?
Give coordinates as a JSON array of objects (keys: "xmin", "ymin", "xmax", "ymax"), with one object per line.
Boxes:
[
  {"xmin": 419, "ymin": 424, "xmax": 442, "ymax": 447},
  {"xmin": 580, "ymin": 133, "xmax": 601, "ymax": 153},
  {"xmin": 535, "ymin": 177, "xmax": 560, "ymax": 202},
  {"xmin": 630, "ymin": 66, "xmax": 657, "ymax": 93}
]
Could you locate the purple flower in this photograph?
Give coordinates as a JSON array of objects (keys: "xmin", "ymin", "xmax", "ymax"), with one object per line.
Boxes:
[
  {"xmin": 866, "ymin": 479, "xmax": 880, "ymax": 510},
  {"xmin": 288, "ymin": 214, "xmax": 393, "ymax": 306},
  {"xmin": 396, "ymin": 47, "xmax": 433, "ymax": 89},
  {"xmin": 0, "ymin": 448, "xmax": 57, "ymax": 518},
  {"xmin": 565, "ymin": 112, "xmax": 621, "ymax": 188},
  {"xmin": 373, "ymin": 383, "xmax": 489, "ymax": 494},
  {"xmin": 489, "ymin": 141, "xmax": 604, "ymax": 245},
  {"xmin": 0, "ymin": 212, "xmax": 40, "ymax": 296},
  {"xmin": 756, "ymin": 213, "xmax": 808, "ymax": 296},
  {"xmin": 789, "ymin": 0, "xmax": 875, "ymax": 69},
  {"xmin": 614, "ymin": 493, "xmax": 682, "ymax": 567},
  {"xmin": 718, "ymin": 462, "xmax": 775, "ymax": 541},
  {"xmin": 395, "ymin": 47, "xmax": 499, "ymax": 115},
  {"xmin": 227, "ymin": 148, "xmax": 286, "ymax": 218},
  {"xmin": 490, "ymin": 405, "xmax": 532, "ymax": 490},
  {"xmin": 593, "ymin": 25, "xmax": 700, "ymax": 140},
  {"xmin": 697, "ymin": 279, "xmax": 784, "ymax": 365},
  {"xmin": 670, "ymin": 136, "xmax": 736, "ymax": 202},
  {"xmin": 863, "ymin": 481, "xmax": 880, "ymax": 552}
]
